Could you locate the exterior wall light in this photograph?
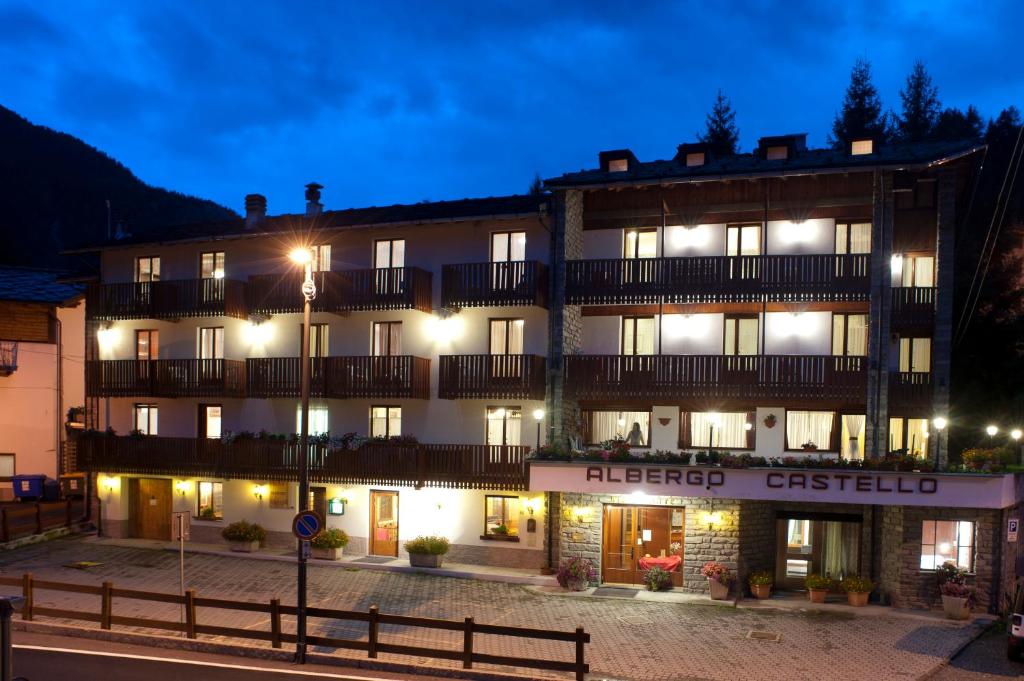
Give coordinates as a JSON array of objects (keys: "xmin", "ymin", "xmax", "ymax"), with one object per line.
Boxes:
[
  {"xmin": 701, "ymin": 510, "xmax": 724, "ymax": 531},
  {"xmin": 174, "ymin": 480, "xmax": 190, "ymax": 496},
  {"xmin": 891, "ymin": 253, "xmax": 904, "ymax": 274},
  {"xmin": 96, "ymin": 326, "xmax": 120, "ymax": 353},
  {"xmin": 100, "ymin": 475, "xmax": 120, "ymax": 493},
  {"xmin": 253, "ymin": 484, "xmax": 269, "ymax": 501}
]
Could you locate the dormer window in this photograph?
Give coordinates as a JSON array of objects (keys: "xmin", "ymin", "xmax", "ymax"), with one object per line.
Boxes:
[
  {"xmin": 599, "ymin": 149, "xmax": 638, "ymax": 173},
  {"xmin": 608, "ymin": 158, "xmax": 629, "ymax": 173},
  {"xmin": 765, "ymin": 146, "xmax": 788, "ymax": 161},
  {"xmin": 685, "ymin": 152, "xmax": 705, "ymax": 167},
  {"xmin": 851, "ymin": 139, "xmax": 874, "ymax": 156}
]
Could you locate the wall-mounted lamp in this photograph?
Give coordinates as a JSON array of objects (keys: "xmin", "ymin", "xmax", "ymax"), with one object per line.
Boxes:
[
  {"xmin": 890, "ymin": 253, "xmax": 904, "ymax": 274},
  {"xmin": 523, "ymin": 497, "xmax": 542, "ymax": 516},
  {"xmin": 100, "ymin": 475, "xmax": 120, "ymax": 493},
  {"xmin": 96, "ymin": 325, "xmax": 120, "ymax": 352},
  {"xmin": 700, "ymin": 510, "xmax": 724, "ymax": 531},
  {"xmin": 174, "ymin": 480, "xmax": 190, "ymax": 497},
  {"xmin": 253, "ymin": 484, "xmax": 269, "ymax": 501},
  {"xmin": 571, "ymin": 506, "xmax": 592, "ymax": 524}
]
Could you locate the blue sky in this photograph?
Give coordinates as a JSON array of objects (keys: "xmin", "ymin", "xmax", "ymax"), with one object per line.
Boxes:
[{"xmin": 0, "ymin": 1, "xmax": 1019, "ymax": 215}]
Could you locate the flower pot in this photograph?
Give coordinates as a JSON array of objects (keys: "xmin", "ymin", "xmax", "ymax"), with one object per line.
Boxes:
[
  {"xmin": 846, "ymin": 591, "xmax": 869, "ymax": 607},
  {"xmin": 229, "ymin": 540, "xmax": 260, "ymax": 553},
  {"xmin": 312, "ymin": 546, "xmax": 343, "ymax": 561},
  {"xmin": 941, "ymin": 594, "xmax": 971, "ymax": 620},
  {"xmin": 409, "ymin": 553, "xmax": 444, "ymax": 568},
  {"xmin": 751, "ymin": 584, "xmax": 772, "ymax": 600},
  {"xmin": 566, "ymin": 579, "xmax": 590, "ymax": 592},
  {"xmin": 708, "ymin": 579, "xmax": 730, "ymax": 600},
  {"xmin": 807, "ymin": 588, "xmax": 828, "ymax": 604}
]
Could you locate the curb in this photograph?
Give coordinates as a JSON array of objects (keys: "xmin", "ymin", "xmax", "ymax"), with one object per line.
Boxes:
[
  {"xmin": 915, "ymin": 618, "xmax": 995, "ymax": 680},
  {"xmin": 12, "ymin": 620, "xmax": 556, "ymax": 681}
]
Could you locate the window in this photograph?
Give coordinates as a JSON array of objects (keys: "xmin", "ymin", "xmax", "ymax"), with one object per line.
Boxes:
[
  {"xmin": 623, "ymin": 230, "xmax": 657, "ymax": 259},
  {"xmin": 901, "ymin": 255, "xmax": 935, "ymax": 287},
  {"xmin": 726, "ymin": 224, "xmax": 761, "ymax": 256},
  {"xmin": 370, "ymin": 406, "xmax": 401, "ymax": 438},
  {"xmin": 198, "ymin": 327, "xmax": 224, "ymax": 359},
  {"xmin": 374, "ymin": 239, "xmax": 405, "ymax": 269},
  {"xmin": 200, "ymin": 251, "xmax": 225, "ymax": 279},
  {"xmin": 785, "ymin": 411, "xmax": 835, "ymax": 451},
  {"xmin": 840, "ymin": 414, "xmax": 866, "ymax": 460},
  {"xmin": 133, "ymin": 404, "xmax": 158, "ymax": 435},
  {"xmin": 296, "ymin": 404, "xmax": 329, "ymax": 436},
  {"xmin": 921, "ymin": 520, "xmax": 975, "ymax": 572},
  {"xmin": 685, "ymin": 152, "xmax": 705, "ymax": 167},
  {"xmin": 135, "ymin": 256, "xmax": 160, "ymax": 283},
  {"xmin": 850, "ymin": 139, "xmax": 874, "ymax": 155},
  {"xmin": 372, "ymin": 322, "xmax": 401, "ymax": 356},
  {"xmin": 197, "ymin": 481, "xmax": 223, "ymax": 520},
  {"xmin": 311, "ymin": 244, "xmax": 331, "ymax": 272},
  {"xmin": 608, "ymin": 158, "xmax": 629, "ymax": 173},
  {"xmin": 899, "ymin": 337, "xmax": 931, "ymax": 373},
  {"xmin": 835, "ymin": 222, "xmax": 871, "ymax": 254},
  {"xmin": 684, "ymin": 412, "xmax": 753, "ymax": 449},
  {"xmin": 621, "ymin": 316, "xmax": 655, "ymax": 355},
  {"xmin": 889, "ymin": 417, "xmax": 929, "ymax": 456},
  {"xmin": 585, "ymin": 410, "xmax": 650, "ymax": 446},
  {"xmin": 765, "ymin": 146, "xmax": 788, "ymax": 161},
  {"xmin": 832, "ymin": 314, "xmax": 868, "ymax": 356},
  {"xmin": 491, "ymin": 232, "xmax": 526, "ymax": 262},
  {"xmin": 0, "ymin": 454, "xmax": 14, "ymax": 482},
  {"xmin": 724, "ymin": 315, "xmax": 758, "ymax": 356},
  {"xmin": 485, "ymin": 496, "xmax": 519, "ymax": 536},
  {"xmin": 135, "ymin": 330, "xmax": 158, "ymax": 360},
  {"xmin": 268, "ymin": 482, "xmax": 290, "ymax": 510},
  {"xmin": 199, "ymin": 404, "xmax": 221, "ymax": 439},
  {"xmin": 490, "ymin": 319, "xmax": 524, "ymax": 355},
  {"xmin": 301, "ymin": 323, "xmax": 329, "ymax": 358},
  {"xmin": 486, "ymin": 407, "xmax": 521, "ymax": 446}
]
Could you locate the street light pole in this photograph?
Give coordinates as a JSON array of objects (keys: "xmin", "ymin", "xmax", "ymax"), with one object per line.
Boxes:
[
  {"xmin": 532, "ymin": 408, "xmax": 545, "ymax": 450},
  {"xmin": 932, "ymin": 417, "xmax": 947, "ymax": 470}
]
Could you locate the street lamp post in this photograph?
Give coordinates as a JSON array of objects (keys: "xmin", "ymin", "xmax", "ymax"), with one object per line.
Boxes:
[
  {"xmin": 932, "ymin": 417, "xmax": 947, "ymax": 469},
  {"xmin": 986, "ymin": 424, "xmax": 998, "ymax": 446},
  {"xmin": 1012, "ymin": 429, "xmax": 1022, "ymax": 465},
  {"xmin": 290, "ymin": 247, "xmax": 315, "ymax": 664},
  {"xmin": 532, "ymin": 409, "xmax": 545, "ymax": 450}
]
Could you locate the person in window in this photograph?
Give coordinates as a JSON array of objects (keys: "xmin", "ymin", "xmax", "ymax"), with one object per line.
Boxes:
[{"xmin": 627, "ymin": 422, "xmax": 645, "ymax": 447}]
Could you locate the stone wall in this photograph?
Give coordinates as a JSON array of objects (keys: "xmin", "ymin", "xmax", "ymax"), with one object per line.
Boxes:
[
  {"xmin": 548, "ymin": 190, "xmax": 583, "ymax": 447},
  {"xmin": 737, "ymin": 500, "xmax": 776, "ymax": 592},
  {"xmin": 999, "ymin": 504, "xmax": 1022, "ymax": 614}
]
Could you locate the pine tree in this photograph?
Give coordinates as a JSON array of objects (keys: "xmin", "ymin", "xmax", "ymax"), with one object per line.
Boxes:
[
  {"xmin": 932, "ymin": 105, "xmax": 984, "ymax": 141},
  {"xmin": 528, "ymin": 173, "xmax": 544, "ymax": 195},
  {"xmin": 985, "ymin": 106, "xmax": 1022, "ymax": 145},
  {"xmin": 829, "ymin": 58, "xmax": 888, "ymax": 148},
  {"xmin": 699, "ymin": 90, "xmax": 739, "ymax": 155},
  {"xmin": 896, "ymin": 61, "xmax": 941, "ymax": 143}
]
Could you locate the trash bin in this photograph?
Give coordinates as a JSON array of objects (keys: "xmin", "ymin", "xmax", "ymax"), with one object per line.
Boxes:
[
  {"xmin": 11, "ymin": 474, "xmax": 46, "ymax": 500},
  {"xmin": 42, "ymin": 479, "xmax": 60, "ymax": 502},
  {"xmin": 59, "ymin": 473, "xmax": 86, "ymax": 498}
]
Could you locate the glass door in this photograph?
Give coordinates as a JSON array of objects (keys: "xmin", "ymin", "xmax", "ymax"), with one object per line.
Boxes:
[
  {"xmin": 602, "ymin": 506, "xmax": 684, "ymax": 586},
  {"xmin": 491, "ymin": 231, "xmax": 527, "ymax": 290},
  {"xmin": 775, "ymin": 517, "xmax": 860, "ymax": 590}
]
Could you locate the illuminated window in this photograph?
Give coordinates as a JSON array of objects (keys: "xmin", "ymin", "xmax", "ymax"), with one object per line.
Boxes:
[
  {"xmin": 889, "ymin": 417, "xmax": 929, "ymax": 457},
  {"xmin": 851, "ymin": 139, "xmax": 874, "ymax": 155},
  {"xmin": 200, "ymin": 404, "xmax": 221, "ymax": 439},
  {"xmin": 372, "ymin": 322, "xmax": 401, "ymax": 356},
  {"xmin": 726, "ymin": 224, "xmax": 761, "ymax": 256},
  {"xmin": 785, "ymin": 411, "xmax": 835, "ymax": 450},
  {"xmin": 685, "ymin": 152, "xmax": 705, "ymax": 167},
  {"xmin": 135, "ymin": 256, "xmax": 160, "ymax": 283},
  {"xmin": 311, "ymin": 244, "xmax": 331, "ymax": 272},
  {"xmin": 197, "ymin": 327, "xmax": 224, "ymax": 360},
  {"xmin": 197, "ymin": 481, "xmax": 223, "ymax": 520},
  {"xmin": 485, "ymin": 496, "xmax": 519, "ymax": 536},
  {"xmin": 374, "ymin": 239, "xmax": 405, "ymax": 269},
  {"xmin": 687, "ymin": 412, "xmax": 751, "ymax": 449},
  {"xmin": 920, "ymin": 520, "xmax": 974, "ymax": 572},
  {"xmin": 133, "ymin": 404, "xmax": 158, "ymax": 435},
  {"xmin": 200, "ymin": 251, "xmax": 225, "ymax": 279},
  {"xmin": 608, "ymin": 158, "xmax": 628, "ymax": 172},
  {"xmin": 832, "ymin": 314, "xmax": 868, "ymax": 356},
  {"xmin": 585, "ymin": 410, "xmax": 650, "ymax": 446},
  {"xmin": 899, "ymin": 337, "xmax": 931, "ymax": 373},
  {"xmin": 296, "ymin": 404, "xmax": 329, "ymax": 436},
  {"xmin": 766, "ymin": 146, "xmax": 788, "ymax": 160},
  {"xmin": 135, "ymin": 330, "xmax": 158, "ymax": 360},
  {"xmin": 268, "ymin": 482, "xmax": 290, "ymax": 510},
  {"xmin": 835, "ymin": 222, "xmax": 871, "ymax": 254},
  {"xmin": 0, "ymin": 454, "xmax": 13, "ymax": 482},
  {"xmin": 486, "ymin": 407, "xmax": 522, "ymax": 446},
  {"xmin": 370, "ymin": 406, "xmax": 401, "ymax": 438},
  {"xmin": 621, "ymin": 316, "xmax": 655, "ymax": 356}
]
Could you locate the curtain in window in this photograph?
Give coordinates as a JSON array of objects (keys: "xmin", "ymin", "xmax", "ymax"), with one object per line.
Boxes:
[
  {"xmin": 849, "ymin": 223, "xmax": 871, "ymax": 253},
  {"xmin": 906, "ymin": 418, "xmax": 928, "ymax": 457},
  {"xmin": 589, "ymin": 411, "xmax": 649, "ymax": 444},
  {"xmin": 486, "ymin": 408, "xmax": 521, "ymax": 446},
  {"xmin": 370, "ymin": 407, "xmax": 400, "ymax": 438},
  {"xmin": 690, "ymin": 412, "xmax": 748, "ymax": 448},
  {"xmin": 623, "ymin": 318, "xmax": 655, "ymax": 355},
  {"xmin": 297, "ymin": 405, "xmax": 329, "ymax": 436},
  {"xmin": 841, "ymin": 414, "xmax": 865, "ymax": 460},
  {"xmin": 888, "ymin": 418, "xmax": 905, "ymax": 452},
  {"xmin": 786, "ymin": 411, "xmax": 834, "ymax": 449},
  {"xmin": 900, "ymin": 338, "xmax": 931, "ymax": 373},
  {"xmin": 822, "ymin": 521, "xmax": 859, "ymax": 579},
  {"xmin": 847, "ymin": 315, "xmax": 867, "ymax": 355}
]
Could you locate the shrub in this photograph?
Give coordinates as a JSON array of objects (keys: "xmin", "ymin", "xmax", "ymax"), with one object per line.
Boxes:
[
  {"xmin": 804, "ymin": 573, "xmax": 834, "ymax": 591},
  {"xmin": 199, "ymin": 506, "xmax": 217, "ymax": 520},
  {"xmin": 936, "ymin": 560, "xmax": 967, "ymax": 586},
  {"xmin": 221, "ymin": 520, "xmax": 266, "ymax": 543},
  {"xmin": 840, "ymin": 575, "xmax": 873, "ymax": 593},
  {"xmin": 556, "ymin": 557, "xmax": 597, "ymax": 588},
  {"xmin": 311, "ymin": 528, "xmax": 350, "ymax": 550},
  {"xmin": 960, "ymin": 447, "xmax": 1015, "ymax": 472},
  {"xmin": 491, "ymin": 524, "xmax": 510, "ymax": 536},
  {"xmin": 403, "ymin": 536, "xmax": 450, "ymax": 555},
  {"xmin": 748, "ymin": 570, "xmax": 773, "ymax": 587},
  {"xmin": 700, "ymin": 561, "xmax": 734, "ymax": 585},
  {"xmin": 644, "ymin": 567, "xmax": 674, "ymax": 592}
]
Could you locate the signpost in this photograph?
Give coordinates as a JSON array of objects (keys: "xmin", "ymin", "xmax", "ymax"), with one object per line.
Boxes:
[
  {"xmin": 292, "ymin": 508, "xmax": 323, "ymax": 660},
  {"xmin": 1009, "ymin": 518, "xmax": 1019, "ymax": 543},
  {"xmin": 172, "ymin": 511, "xmax": 190, "ymax": 636}
]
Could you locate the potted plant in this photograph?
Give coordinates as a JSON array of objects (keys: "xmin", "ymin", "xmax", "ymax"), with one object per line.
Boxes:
[
  {"xmin": 556, "ymin": 557, "xmax": 597, "ymax": 591},
  {"xmin": 643, "ymin": 566, "xmax": 673, "ymax": 592},
  {"xmin": 841, "ymin": 575, "xmax": 873, "ymax": 607},
  {"xmin": 937, "ymin": 561, "xmax": 973, "ymax": 619},
  {"xmin": 748, "ymin": 570, "xmax": 773, "ymax": 600},
  {"xmin": 404, "ymin": 536, "xmax": 450, "ymax": 568},
  {"xmin": 221, "ymin": 520, "xmax": 266, "ymax": 552},
  {"xmin": 801, "ymin": 441, "xmax": 818, "ymax": 453},
  {"xmin": 311, "ymin": 528, "xmax": 349, "ymax": 561},
  {"xmin": 804, "ymin": 573, "xmax": 833, "ymax": 603},
  {"xmin": 701, "ymin": 562, "xmax": 734, "ymax": 600}
]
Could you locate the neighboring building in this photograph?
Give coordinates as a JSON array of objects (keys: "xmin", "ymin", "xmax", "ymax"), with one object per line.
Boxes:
[
  {"xmin": 0, "ymin": 267, "xmax": 85, "ymax": 495},
  {"xmin": 75, "ymin": 137, "xmax": 1024, "ymax": 612}
]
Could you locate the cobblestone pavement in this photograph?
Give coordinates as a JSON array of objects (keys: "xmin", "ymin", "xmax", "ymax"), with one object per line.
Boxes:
[
  {"xmin": 931, "ymin": 627, "xmax": 1023, "ymax": 680},
  {"xmin": 0, "ymin": 537, "xmax": 991, "ymax": 681}
]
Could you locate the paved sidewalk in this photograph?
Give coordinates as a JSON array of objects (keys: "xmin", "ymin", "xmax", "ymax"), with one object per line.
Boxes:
[{"xmin": 0, "ymin": 536, "xmax": 992, "ymax": 681}]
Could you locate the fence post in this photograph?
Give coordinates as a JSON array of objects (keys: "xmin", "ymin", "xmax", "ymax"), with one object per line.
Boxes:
[
  {"xmin": 575, "ymin": 627, "xmax": 586, "ymax": 681},
  {"xmin": 185, "ymin": 589, "xmax": 197, "ymax": 639},
  {"xmin": 462, "ymin": 617, "xmax": 474, "ymax": 669},
  {"xmin": 367, "ymin": 605, "xmax": 379, "ymax": 659},
  {"xmin": 20, "ymin": 574, "xmax": 32, "ymax": 622},
  {"xmin": 270, "ymin": 598, "xmax": 281, "ymax": 649},
  {"xmin": 100, "ymin": 581, "xmax": 112, "ymax": 629},
  {"xmin": 34, "ymin": 503, "xmax": 41, "ymax": 535}
]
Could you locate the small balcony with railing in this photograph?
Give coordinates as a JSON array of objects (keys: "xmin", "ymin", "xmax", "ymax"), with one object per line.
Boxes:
[
  {"xmin": 565, "ymin": 254, "xmax": 870, "ymax": 305},
  {"xmin": 441, "ymin": 261, "xmax": 548, "ymax": 309},
  {"xmin": 86, "ymin": 279, "xmax": 248, "ymax": 320},
  {"xmin": 85, "ymin": 359, "xmax": 247, "ymax": 398},
  {"xmin": 246, "ymin": 267, "xmax": 433, "ymax": 315},
  {"xmin": 891, "ymin": 287, "xmax": 936, "ymax": 333},
  {"xmin": 246, "ymin": 356, "xmax": 431, "ymax": 399},
  {"xmin": 888, "ymin": 371, "xmax": 933, "ymax": 415},
  {"xmin": 564, "ymin": 354, "xmax": 867, "ymax": 403},
  {"xmin": 438, "ymin": 354, "xmax": 546, "ymax": 400}
]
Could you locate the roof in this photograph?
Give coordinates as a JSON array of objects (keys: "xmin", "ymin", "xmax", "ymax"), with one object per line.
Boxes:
[
  {"xmin": 545, "ymin": 139, "xmax": 985, "ymax": 189},
  {"xmin": 68, "ymin": 193, "xmax": 549, "ymax": 252},
  {"xmin": 0, "ymin": 266, "xmax": 85, "ymax": 305}
]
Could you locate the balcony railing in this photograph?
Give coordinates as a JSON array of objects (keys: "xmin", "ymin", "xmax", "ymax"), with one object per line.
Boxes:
[
  {"xmin": 891, "ymin": 287, "xmax": 935, "ymax": 331},
  {"xmin": 439, "ymin": 354, "xmax": 546, "ymax": 400},
  {"xmin": 86, "ymin": 279, "xmax": 247, "ymax": 320},
  {"xmin": 247, "ymin": 267, "xmax": 433, "ymax": 315},
  {"xmin": 441, "ymin": 261, "xmax": 549, "ymax": 309},
  {"xmin": 565, "ymin": 354, "xmax": 867, "ymax": 402},
  {"xmin": 78, "ymin": 434, "xmax": 528, "ymax": 490},
  {"xmin": 888, "ymin": 372, "xmax": 932, "ymax": 414},
  {"xmin": 86, "ymin": 359, "xmax": 246, "ymax": 398},
  {"xmin": 246, "ymin": 356, "xmax": 430, "ymax": 399},
  {"xmin": 565, "ymin": 254, "xmax": 870, "ymax": 304}
]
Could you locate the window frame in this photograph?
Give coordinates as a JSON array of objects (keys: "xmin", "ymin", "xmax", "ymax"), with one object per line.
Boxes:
[
  {"xmin": 489, "ymin": 318, "xmax": 525, "ymax": 355},
  {"xmin": 369, "ymin": 405, "xmax": 402, "ymax": 439},
  {"xmin": 581, "ymin": 409, "xmax": 652, "ymax": 448},
  {"xmin": 784, "ymin": 410, "xmax": 838, "ymax": 452},
  {"xmin": 0, "ymin": 453, "xmax": 15, "ymax": 482},
  {"xmin": 311, "ymin": 244, "xmax": 331, "ymax": 273},
  {"xmin": 483, "ymin": 494, "xmax": 520, "ymax": 539},
  {"xmin": 898, "ymin": 336, "xmax": 932, "ymax": 373},
  {"xmin": 134, "ymin": 255, "xmax": 161, "ymax": 283},
  {"xmin": 679, "ymin": 410, "xmax": 756, "ymax": 450},
  {"xmin": 196, "ymin": 480, "xmax": 223, "ymax": 520},
  {"xmin": 199, "ymin": 251, "xmax": 225, "ymax": 279},
  {"xmin": 197, "ymin": 326, "xmax": 224, "ymax": 360},
  {"xmin": 725, "ymin": 223, "xmax": 761, "ymax": 256},
  {"xmin": 374, "ymin": 239, "xmax": 405, "ymax": 269},
  {"xmin": 132, "ymin": 403, "xmax": 158, "ymax": 435},
  {"xmin": 198, "ymin": 403, "xmax": 222, "ymax": 439},
  {"xmin": 485, "ymin": 406, "xmax": 523, "ymax": 446},
  {"xmin": 834, "ymin": 220, "xmax": 872, "ymax": 255},
  {"xmin": 622, "ymin": 228, "xmax": 658, "ymax": 259},
  {"xmin": 490, "ymin": 231, "xmax": 527, "ymax": 263},
  {"xmin": 371, "ymin": 321, "xmax": 402, "ymax": 357},
  {"xmin": 135, "ymin": 329, "xmax": 159, "ymax": 361},
  {"xmin": 920, "ymin": 519, "xmax": 975, "ymax": 573},
  {"xmin": 723, "ymin": 314, "xmax": 759, "ymax": 356},
  {"xmin": 620, "ymin": 315, "xmax": 655, "ymax": 356},
  {"xmin": 831, "ymin": 313, "xmax": 868, "ymax": 357}
]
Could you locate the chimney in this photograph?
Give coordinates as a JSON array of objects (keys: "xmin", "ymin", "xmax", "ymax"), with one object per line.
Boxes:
[
  {"xmin": 305, "ymin": 182, "xmax": 324, "ymax": 217},
  {"xmin": 245, "ymin": 193, "xmax": 267, "ymax": 229}
]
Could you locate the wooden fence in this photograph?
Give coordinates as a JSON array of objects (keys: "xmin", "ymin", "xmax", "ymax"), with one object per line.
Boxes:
[
  {"xmin": 0, "ymin": 499, "xmax": 86, "ymax": 543},
  {"xmin": 0, "ymin": 574, "xmax": 589, "ymax": 679}
]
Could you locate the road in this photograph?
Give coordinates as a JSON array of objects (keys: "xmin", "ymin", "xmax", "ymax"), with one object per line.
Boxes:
[
  {"xmin": 10, "ymin": 631, "xmax": 449, "ymax": 681},
  {"xmin": 930, "ymin": 627, "xmax": 1024, "ymax": 680}
]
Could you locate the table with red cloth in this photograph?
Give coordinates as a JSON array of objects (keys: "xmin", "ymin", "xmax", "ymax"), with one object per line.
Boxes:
[{"xmin": 638, "ymin": 555, "xmax": 681, "ymax": 572}]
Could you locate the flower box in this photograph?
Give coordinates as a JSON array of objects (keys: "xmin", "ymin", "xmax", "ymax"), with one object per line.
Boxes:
[
  {"xmin": 807, "ymin": 588, "xmax": 828, "ymax": 603},
  {"xmin": 409, "ymin": 553, "xmax": 444, "ymax": 568},
  {"xmin": 708, "ymin": 579, "xmax": 730, "ymax": 600},
  {"xmin": 847, "ymin": 591, "xmax": 869, "ymax": 607},
  {"xmin": 312, "ymin": 546, "xmax": 343, "ymax": 561},
  {"xmin": 751, "ymin": 584, "xmax": 772, "ymax": 600},
  {"xmin": 229, "ymin": 540, "xmax": 260, "ymax": 553},
  {"xmin": 941, "ymin": 594, "xmax": 971, "ymax": 620}
]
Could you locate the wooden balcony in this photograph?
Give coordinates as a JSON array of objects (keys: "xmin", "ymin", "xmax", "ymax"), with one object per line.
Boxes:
[
  {"xmin": 246, "ymin": 356, "xmax": 431, "ymax": 399},
  {"xmin": 441, "ymin": 261, "xmax": 548, "ymax": 309},
  {"xmin": 565, "ymin": 354, "xmax": 867, "ymax": 403},
  {"xmin": 438, "ymin": 354, "xmax": 546, "ymax": 400},
  {"xmin": 247, "ymin": 267, "xmax": 433, "ymax": 315},
  {"xmin": 565, "ymin": 254, "xmax": 870, "ymax": 305},
  {"xmin": 86, "ymin": 359, "xmax": 246, "ymax": 398},
  {"xmin": 78, "ymin": 435, "xmax": 528, "ymax": 490},
  {"xmin": 888, "ymin": 372, "xmax": 932, "ymax": 415},
  {"xmin": 86, "ymin": 279, "xmax": 247, "ymax": 320},
  {"xmin": 891, "ymin": 287, "xmax": 935, "ymax": 333}
]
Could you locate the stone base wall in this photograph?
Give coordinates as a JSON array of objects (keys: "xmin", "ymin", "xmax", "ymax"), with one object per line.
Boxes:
[
  {"xmin": 737, "ymin": 500, "xmax": 775, "ymax": 594},
  {"xmin": 445, "ymin": 543, "xmax": 545, "ymax": 570},
  {"xmin": 100, "ymin": 518, "xmax": 131, "ymax": 539},
  {"xmin": 1000, "ymin": 505, "xmax": 1023, "ymax": 614}
]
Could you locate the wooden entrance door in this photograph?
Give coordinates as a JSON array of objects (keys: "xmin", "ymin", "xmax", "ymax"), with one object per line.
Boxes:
[
  {"xmin": 602, "ymin": 506, "xmax": 684, "ymax": 586},
  {"xmin": 132, "ymin": 478, "xmax": 172, "ymax": 540},
  {"xmin": 370, "ymin": 490, "xmax": 398, "ymax": 557}
]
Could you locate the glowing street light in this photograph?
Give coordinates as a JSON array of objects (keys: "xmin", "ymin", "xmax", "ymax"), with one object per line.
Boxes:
[
  {"xmin": 931, "ymin": 417, "xmax": 947, "ymax": 469},
  {"xmin": 986, "ymin": 424, "xmax": 999, "ymax": 438},
  {"xmin": 1012, "ymin": 429, "xmax": 1022, "ymax": 441},
  {"xmin": 532, "ymin": 408, "xmax": 545, "ymax": 450}
]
